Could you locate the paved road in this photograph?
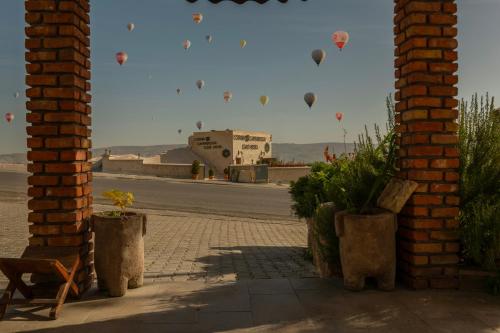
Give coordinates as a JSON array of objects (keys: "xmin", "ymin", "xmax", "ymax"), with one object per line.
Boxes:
[{"xmin": 0, "ymin": 171, "xmax": 295, "ymax": 219}]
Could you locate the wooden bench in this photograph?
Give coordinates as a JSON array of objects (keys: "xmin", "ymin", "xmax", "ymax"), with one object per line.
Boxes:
[{"xmin": 0, "ymin": 246, "xmax": 80, "ymax": 320}]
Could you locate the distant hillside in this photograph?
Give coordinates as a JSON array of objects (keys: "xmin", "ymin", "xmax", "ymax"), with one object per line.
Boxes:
[
  {"xmin": 273, "ymin": 142, "xmax": 355, "ymax": 163},
  {"xmin": 0, "ymin": 142, "xmax": 353, "ymax": 165}
]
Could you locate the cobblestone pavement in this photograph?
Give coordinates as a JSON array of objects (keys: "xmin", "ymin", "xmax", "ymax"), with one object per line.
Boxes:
[{"xmin": 0, "ymin": 201, "xmax": 316, "ymax": 284}]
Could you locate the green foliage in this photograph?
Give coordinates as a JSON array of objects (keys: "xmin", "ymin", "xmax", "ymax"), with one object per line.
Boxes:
[
  {"xmin": 312, "ymin": 203, "xmax": 340, "ymax": 267},
  {"xmin": 209, "ymin": 169, "xmax": 214, "ymax": 177},
  {"xmin": 290, "ymin": 162, "xmax": 336, "ymax": 218},
  {"xmin": 459, "ymin": 94, "xmax": 500, "ymax": 270},
  {"xmin": 191, "ymin": 160, "xmax": 201, "ymax": 175},
  {"xmin": 102, "ymin": 189, "xmax": 134, "ymax": 215},
  {"xmin": 327, "ymin": 97, "xmax": 397, "ymax": 214}
]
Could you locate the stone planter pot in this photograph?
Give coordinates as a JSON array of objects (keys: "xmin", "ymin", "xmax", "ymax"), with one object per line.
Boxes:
[
  {"xmin": 92, "ymin": 212, "xmax": 147, "ymax": 297},
  {"xmin": 334, "ymin": 209, "xmax": 397, "ymax": 291}
]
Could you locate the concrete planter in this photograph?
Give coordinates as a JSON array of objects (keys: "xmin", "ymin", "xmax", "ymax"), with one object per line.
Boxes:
[
  {"xmin": 92, "ymin": 212, "xmax": 147, "ymax": 297},
  {"xmin": 335, "ymin": 209, "xmax": 397, "ymax": 291}
]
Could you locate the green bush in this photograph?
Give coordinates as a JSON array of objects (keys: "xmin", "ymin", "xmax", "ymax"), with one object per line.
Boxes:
[
  {"xmin": 327, "ymin": 97, "xmax": 397, "ymax": 214},
  {"xmin": 208, "ymin": 169, "xmax": 214, "ymax": 177},
  {"xmin": 289, "ymin": 162, "xmax": 336, "ymax": 219},
  {"xmin": 459, "ymin": 94, "xmax": 500, "ymax": 270},
  {"xmin": 191, "ymin": 160, "xmax": 201, "ymax": 175},
  {"xmin": 312, "ymin": 203, "xmax": 340, "ymax": 268}
]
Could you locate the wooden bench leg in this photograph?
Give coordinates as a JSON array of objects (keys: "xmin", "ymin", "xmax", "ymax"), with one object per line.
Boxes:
[
  {"xmin": 0, "ymin": 282, "xmax": 16, "ymax": 320},
  {"xmin": 49, "ymin": 259, "xmax": 79, "ymax": 320}
]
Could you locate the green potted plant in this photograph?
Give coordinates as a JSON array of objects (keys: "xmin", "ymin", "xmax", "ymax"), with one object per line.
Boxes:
[
  {"xmin": 330, "ymin": 121, "xmax": 399, "ymax": 291},
  {"xmin": 223, "ymin": 167, "xmax": 230, "ymax": 180},
  {"xmin": 191, "ymin": 160, "xmax": 201, "ymax": 180},
  {"xmin": 208, "ymin": 168, "xmax": 215, "ymax": 180},
  {"xmin": 92, "ymin": 190, "xmax": 146, "ymax": 297}
]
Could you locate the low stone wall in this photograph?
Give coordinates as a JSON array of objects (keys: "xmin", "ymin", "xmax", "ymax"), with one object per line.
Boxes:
[
  {"xmin": 268, "ymin": 167, "xmax": 311, "ymax": 184},
  {"xmin": 101, "ymin": 157, "xmax": 204, "ymax": 179}
]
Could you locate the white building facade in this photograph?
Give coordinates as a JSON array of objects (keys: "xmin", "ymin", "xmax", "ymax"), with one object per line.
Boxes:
[{"xmin": 188, "ymin": 130, "xmax": 272, "ymax": 174}]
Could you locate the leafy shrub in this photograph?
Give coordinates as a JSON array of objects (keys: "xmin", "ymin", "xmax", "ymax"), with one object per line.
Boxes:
[
  {"xmin": 459, "ymin": 94, "xmax": 500, "ymax": 270},
  {"xmin": 327, "ymin": 97, "xmax": 397, "ymax": 214},
  {"xmin": 102, "ymin": 189, "xmax": 134, "ymax": 216},
  {"xmin": 191, "ymin": 160, "xmax": 201, "ymax": 175},
  {"xmin": 290, "ymin": 162, "xmax": 336, "ymax": 219},
  {"xmin": 312, "ymin": 203, "xmax": 341, "ymax": 271}
]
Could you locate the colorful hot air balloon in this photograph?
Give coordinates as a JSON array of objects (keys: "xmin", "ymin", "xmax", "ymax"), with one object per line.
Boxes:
[
  {"xmin": 336, "ymin": 112, "xmax": 343, "ymax": 121},
  {"xmin": 5, "ymin": 113, "xmax": 14, "ymax": 123},
  {"xmin": 176, "ymin": 88, "xmax": 182, "ymax": 95},
  {"xmin": 304, "ymin": 93, "xmax": 317, "ymax": 109},
  {"xmin": 196, "ymin": 121, "xmax": 203, "ymax": 130},
  {"xmin": 192, "ymin": 13, "xmax": 203, "ymax": 24},
  {"xmin": 223, "ymin": 91, "xmax": 232, "ymax": 103},
  {"xmin": 332, "ymin": 31, "xmax": 350, "ymax": 50},
  {"xmin": 311, "ymin": 49, "xmax": 326, "ymax": 66},
  {"xmin": 196, "ymin": 80, "xmax": 205, "ymax": 90},
  {"xmin": 127, "ymin": 23, "xmax": 135, "ymax": 32},
  {"xmin": 206, "ymin": 35, "xmax": 213, "ymax": 44},
  {"xmin": 13, "ymin": 92, "xmax": 20, "ymax": 99},
  {"xmin": 178, "ymin": 129, "xmax": 182, "ymax": 134},
  {"xmin": 240, "ymin": 39, "xmax": 247, "ymax": 48},
  {"xmin": 183, "ymin": 40, "xmax": 191, "ymax": 50},
  {"xmin": 116, "ymin": 51, "xmax": 128, "ymax": 65},
  {"xmin": 260, "ymin": 95, "xmax": 269, "ymax": 107}
]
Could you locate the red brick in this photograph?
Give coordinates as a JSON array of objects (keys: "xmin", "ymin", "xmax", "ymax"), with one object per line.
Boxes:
[
  {"xmin": 408, "ymin": 122, "xmax": 443, "ymax": 132},
  {"xmin": 26, "ymin": 75, "xmax": 58, "ymax": 86},
  {"xmin": 402, "ymin": 134, "xmax": 429, "ymax": 145},
  {"xmin": 407, "ymin": 97, "xmax": 442, "ymax": 108},
  {"xmin": 27, "ymin": 100, "xmax": 58, "ymax": 111},
  {"xmin": 430, "ymin": 62, "xmax": 458, "ymax": 73},
  {"xmin": 430, "ymin": 109, "xmax": 458, "ymax": 119},
  {"xmin": 27, "ymin": 125, "xmax": 58, "ymax": 136},
  {"xmin": 444, "ymin": 147, "xmax": 459, "ymax": 157},
  {"xmin": 430, "ymin": 230, "xmax": 459, "ymax": 241},
  {"xmin": 401, "ymin": 159, "xmax": 429, "ymax": 169},
  {"xmin": 399, "ymin": 218, "xmax": 443, "ymax": 230},
  {"xmin": 445, "ymin": 242, "xmax": 460, "ymax": 252},
  {"xmin": 430, "ymin": 183, "xmax": 458, "ymax": 193},
  {"xmin": 407, "ymin": 50, "xmax": 442, "ymax": 61},
  {"xmin": 28, "ymin": 187, "xmax": 45, "ymax": 198},
  {"xmin": 45, "ymin": 163, "xmax": 82, "ymax": 174},
  {"xmin": 431, "ymin": 207, "xmax": 459, "ymax": 218},
  {"xmin": 28, "ymin": 199, "xmax": 59, "ymax": 210},
  {"xmin": 445, "ymin": 196, "xmax": 460, "ymax": 205},
  {"xmin": 408, "ymin": 170, "xmax": 443, "ymax": 181},
  {"xmin": 60, "ymin": 150, "xmax": 87, "ymax": 161},
  {"xmin": 29, "ymin": 224, "xmax": 61, "ymax": 236},
  {"xmin": 44, "ymin": 113, "xmax": 81, "ymax": 123},
  {"xmin": 25, "ymin": 51, "xmax": 57, "ymax": 62},
  {"xmin": 445, "ymin": 172, "xmax": 459, "ymax": 182},
  {"xmin": 428, "ymin": 38, "xmax": 457, "ymax": 49},
  {"xmin": 406, "ymin": 26, "xmax": 441, "ymax": 38},
  {"xmin": 401, "ymin": 241, "xmax": 443, "ymax": 254},
  {"xmin": 399, "ymin": 229, "xmax": 429, "ymax": 241},
  {"xmin": 27, "ymin": 151, "xmax": 58, "ymax": 161},
  {"xmin": 408, "ymin": 146, "xmax": 443, "ymax": 156},
  {"xmin": 25, "ymin": 0, "xmax": 57, "ymax": 11},
  {"xmin": 431, "ymin": 134, "xmax": 458, "ymax": 144},
  {"xmin": 430, "ymin": 159, "xmax": 459, "ymax": 169},
  {"xmin": 47, "ymin": 235, "xmax": 83, "ymax": 246},
  {"xmin": 405, "ymin": 2, "xmax": 441, "ymax": 13},
  {"xmin": 46, "ymin": 186, "xmax": 83, "ymax": 197},
  {"xmin": 28, "ymin": 212, "xmax": 45, "ymax": 223},
  {"xmin": 430, "ymin": 255, "xmax": 459, "ymax": 265},
  {"xmin": 429, "ymin": 14, "xmax": 457, "ymax": 25},
  {"xmin": 407, "ymin": 73, "xmax": 442, "ymax": 84},
  {"xmin": 28, "ymin": 175, "xmax": 59, "ymax": 186},
  {"xmin": 429, "ymin": 86, "xmax": 458, "ymax": 97},
  {"xmin": 45, "ymin": 138, "xmax": 81, "ymax": 149},
  {"xmin": 410, "ymin": 194, "xmax": 443, "ymax": 206},
  {"xmin": 43, "ymin": 88, "xmax": 80, "ymax": 99}
]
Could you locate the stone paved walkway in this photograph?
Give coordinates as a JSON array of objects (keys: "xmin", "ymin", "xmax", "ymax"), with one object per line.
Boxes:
[{"xmin": 0, "ymin": 201, "xmax": 316, "ymax": 284}]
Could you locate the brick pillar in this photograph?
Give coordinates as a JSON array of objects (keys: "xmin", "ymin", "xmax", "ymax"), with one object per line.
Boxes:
[
  {"xmin": 394, "ymin": 0, "xmax": 459, "ymax": 289},
  {"xmin": 25, "ymin": 0, "xmax": 93, "ymax": 292}
]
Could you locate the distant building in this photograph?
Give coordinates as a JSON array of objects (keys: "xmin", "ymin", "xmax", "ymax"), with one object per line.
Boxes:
[{"xmin": 188, "ymin": 130, "xmax": 272, "ymax": 174}]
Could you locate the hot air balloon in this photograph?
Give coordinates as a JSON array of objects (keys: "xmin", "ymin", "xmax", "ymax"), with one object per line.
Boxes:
[
  {"xmin": 260, "ymin": 95, "xmax": 269, "ymax": 107},
  {"xmin": 192, "ymin": 13, "xmax": 203, "ymax": 24},
  {"xmin": 332, "ymin": 31, "xmax": 349, "ymax": 50},
  {"xmin": 304, "ymin": 93, "xmax": 317, "ymax": 109},
  {"xmin": 13, "ymin": 92, "xmax": 20, "ymax": 99},
  {"xmin": 336, "ymin": 112, "xmax": 343, "ymax": 121},
  {"xmin": 240, "ymin": 39, "xmax": 247, "ymax": 48},
  {"xmin": 311, "ymin": 49, "xmax": 326, "ymax": 66},
  {"xmin": 183, "ymin": 40, "xmax": 191, "ymax": 50},
  {"xmin": 176, "ymin": 88, "xmax": 182, "ymax": 95},
  {"xmin": 178, "ymin": 129, "xmax": 182, "ymax": 134},
  {"xmin": 223, "ymin": 91, "xmax": 232, "ymax": 103},
  {"xmin": 196, "ymin": 80, "xmax": 205, "ymax": 90},
  {"xmin": 206, "ymin": 35, "xmax": 213, "ymax": 44},
  {"xmin": 5, "ymin": 113, "xmax": 14, "ymax": 123},
  {"xmin": 116, "ymin": 51, "xmax": 128, "ymax": 66},
  {"xmin": 127, "ymin": 23, "xmax": 135, "ymax": 32},
  {"xmin": 196, "ymin": 121, "xmax": 203, "ymax": 130}
]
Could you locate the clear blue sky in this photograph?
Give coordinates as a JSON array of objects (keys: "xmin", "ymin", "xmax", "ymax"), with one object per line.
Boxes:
[{"xmin": 0, "ymin": 0, "xmax": 499, "ymax": 154}]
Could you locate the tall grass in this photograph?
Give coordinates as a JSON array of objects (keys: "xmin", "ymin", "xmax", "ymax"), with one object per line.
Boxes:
[{"xmin": 459, "ymin": 94, "xmax": 500, "ymax": 269}]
